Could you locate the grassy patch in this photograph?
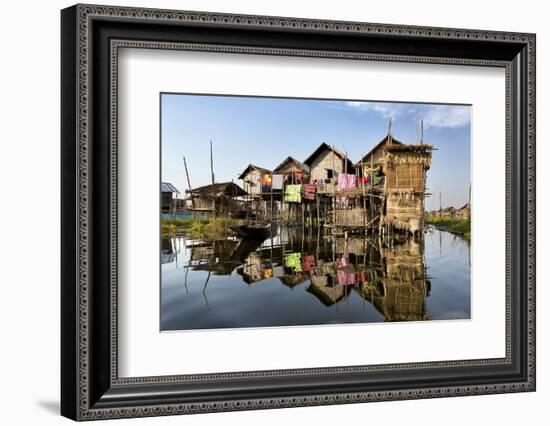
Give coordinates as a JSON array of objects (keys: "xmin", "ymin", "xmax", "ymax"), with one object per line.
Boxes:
[
  {"xmin": 426, "ymin": 217, "xmax": 470, "ymax": 240},
  {"xmin": 161, "ymin": 216, "xmax": 241, "ymax": 239}
]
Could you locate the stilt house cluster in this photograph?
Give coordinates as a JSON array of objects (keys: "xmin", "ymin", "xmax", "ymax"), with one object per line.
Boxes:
[{"xmin": 184, "ymin": 131, "xmax": 433, "ymax": 235}]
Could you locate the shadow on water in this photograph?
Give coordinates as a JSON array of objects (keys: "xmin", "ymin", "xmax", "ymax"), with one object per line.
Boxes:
[{"xmin": 161, "ymin": 225, "xmax": 471, "ymax": 331}]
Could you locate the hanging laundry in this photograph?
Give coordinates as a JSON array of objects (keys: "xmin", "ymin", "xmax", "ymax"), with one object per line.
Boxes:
[
  {"xmin": 261, "ymin": 174, "xmax": 272, "ymax": 185},
  {"xmin": 302, "ymin": 255, "xmax": 316, "ymax": 271},
  {"xmin": 359, "ymin": 176, "xmax": 370, "ymax": 185},
  {"xmin": 336, "ymin": 254, "xmax": 350, "ymax": 269},
  {"xmin": 262, "ymin": 266, "xmax": 273, "ymax": 279},
  {"xmin": 337, "ymin": 173, "xmax": 356, "ymax": 189},
  {"xmin": 295, "ymin": 172, "xmax": 303, "ymax": 183},
  {"xmin": 336, "ymin": 270, "xmax": 356, "ymax": 285},
  {"xmin": 311, "ymin": 179, "xmax": 325, "ymax": 192},
  {"xmin": 284, "ymin": 184, "xmax": 302, "ymax": 203},
  {"xmin": 357, "ymin": 271, "xmax": 367, "ymax": 284},
  {"xmin": 302, "ymin": 183, "xmax": 316, "ymax": 200},
  {"xmin": 261, "ymin": 173, "xmax": 272, "ymax": 192},
  {"xmin": 272, "ymin": 174, "xmax": 284, "ymax": 190},
  {"xmin": 284, "ymin": 252, "xmax": 302, "ymax": 272},
  {"xmin": 337, "ymin": 174, "xmax": 356, "ymax": 207}
]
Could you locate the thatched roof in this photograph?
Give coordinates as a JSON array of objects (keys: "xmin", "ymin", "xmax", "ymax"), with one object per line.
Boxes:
[
  {"xmin": 303, "ymin": 143, "xmax": 354, "ymax": 171},
  {"xmin": 384, "ymin": 143, "xmax": 433, "ymax": 167},
  {"xmin": 238, "ymin": 164, "xmax": 272, "ymax": 180},
  {"xmin": 385, "ymin": 143, "xmax": 433, "ymax": 153},
  {"xmin": 273, "ymin": 156, "xmax": 309, "ymax": 174},
  {"xmin": 188, "ymin": 181, "xmax": 246, "ymax": 198},
  {"xmin": 354, "ymin": 134, "xmax": 403, "ymax": 167}
]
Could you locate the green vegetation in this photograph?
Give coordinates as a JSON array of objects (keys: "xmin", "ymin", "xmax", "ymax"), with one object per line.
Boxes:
[
  {"xmin": 426, "ymin": 217, "xmax": 470, "ymax": 240},
  {"xmin": 161, "ymin": 216, "xmax": 241, "ymax": 239}
]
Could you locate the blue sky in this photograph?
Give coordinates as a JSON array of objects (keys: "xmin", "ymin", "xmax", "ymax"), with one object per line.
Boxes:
[{"xmin": 161, "ymin": 94, "xmax": 471, "ymax": 209}]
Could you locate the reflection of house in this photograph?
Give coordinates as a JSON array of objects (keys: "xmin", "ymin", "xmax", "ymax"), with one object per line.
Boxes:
[
  {"xmin": 364, "ymin": 282, "xmax": 430, "ymax": 322},
  {"xmin": 240, "ymin": 252, "xmax": 263, "ymax": 283},
  {"xmin": 355, "ymin": 238, "xmax": 431, "ymax": 321},
  {"xmin": 161, "ymin": 237, "xmax": 176, "ymax": 264},
  {"xmin": 186, "ymin": 182, "xmax": 246, "ymax": 215},
  {"xmin": 161, "ymin": 182, "xmax": 180, "ymax": 212},
  {"xmin": 188, "ymin": 240, "xmax": 240, "ymax": 274},
  {"xmin": 303, "ymin": 143, "xmax": 354, "ymax": 182},
  {"xmin": 307, "ymin": 273, "xmax": 348, "ymax": 306},
  {"xmin": 333, "ymin": 237, "xmax": 368, "ymax": 256},
  {"xmin": 279, "ymin": 273, "xmax": 308, "ymax": 288}
]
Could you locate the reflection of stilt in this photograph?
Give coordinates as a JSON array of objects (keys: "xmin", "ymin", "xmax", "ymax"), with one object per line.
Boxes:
[
  {"xmin": 439, "ymin": 227, "xmax": 442, "ymax": 257},
  {"xmin": 183, "ymin": 241, "xmax": 190, "ymax": 294},
  {"xmin": 174, "ymin": 237, "xmax": 178, "ymax": 269},
  {"xmin": 361, "ymin": 279, "xmax": 365, "ymax": 311},
  {"xmin": 203, "ymin": 270, "xmax": 211, "ymax": 310},
  {"xmin": 184, "ymin": 265, "xmax": 190, "ymax": 294}
]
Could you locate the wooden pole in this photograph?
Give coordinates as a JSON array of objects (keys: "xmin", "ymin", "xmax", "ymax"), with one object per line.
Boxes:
[
  {"xmin": 210, "ymin": 140, "xmax": 215, "ymax": 217},
  {"xmin": 344, "ymin": 150, "xmax": 348, "ymax": 175},
  {"xmin": 370, "ymin": 154, "xmax": 374, "ymax": 190},
  {"xmin": 260, "ymin": 173, "xmax": 264, "ymax": 221},
  {"xmin": 439, "ymin": 191, "xmax": 442, "ymax": 217},
  {"xmin": 370, "ymin": 154, "xmax": 375, "ymax": 232},
  {"xmin": 210, "ymin": 140, "xmax": 215, "ymax": 186},
  {"xmin": 332, "ymin": 145, "xmax": 336, "ymax": 231},
  {"xmin": 361, "ymin": 155, "xmax": 366, "ymax": 231},
  {"xmin": 183, "ymin": 156, "xmax": 195, "ymax": 219},
  {"xmin": 316, "ymin": 195, "xmax": 320, "ymax": 228}
]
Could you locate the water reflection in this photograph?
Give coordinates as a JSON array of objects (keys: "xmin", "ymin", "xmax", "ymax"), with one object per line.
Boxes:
[{"xmin": 161, "ymin": 227, "xmax": 470, "ymax": 331}]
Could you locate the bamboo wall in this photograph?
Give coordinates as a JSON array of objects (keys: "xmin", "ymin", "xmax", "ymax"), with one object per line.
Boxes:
[
  {"xmin": 382, "ymin": 239, "xmax": 424, "ymax": 282},
  {"xmin": 191, "ymin": 197, "xmax": 215, "ymax": 211},
  {"xmin": 383, "ymin": 192, "xmax": 424, "ymax": 234},
  {"xmin": 376, "ymin": 282, "xmax": 429, "ymax": 321},
  {"xmin": 334, "ymin": 208, "xmax": 370, "ymax": 227},
  {"xmin": 385, "ymin": 163, "xmax": 425, "ymax": 192},
  {"xmin": 333, "ymin": 237, "xmax": 371, "ymax": 255}
]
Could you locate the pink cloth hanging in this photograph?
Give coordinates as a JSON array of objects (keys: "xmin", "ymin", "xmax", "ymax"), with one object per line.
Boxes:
[
  {"xmin": 336, "ymin": 174, "xmax": 356, "ymax": 207},
  {"xmin": 337, "ymin": 270, "xmax": 356, "ymax": 285}
]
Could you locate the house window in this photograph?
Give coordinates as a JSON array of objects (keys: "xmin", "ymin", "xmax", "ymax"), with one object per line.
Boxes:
[{"xmin": 326, "ymin": 169, "xmax": 335, "ymax": 179}]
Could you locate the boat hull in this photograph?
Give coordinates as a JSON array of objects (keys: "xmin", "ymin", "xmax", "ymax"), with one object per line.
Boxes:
[{"xmin": 229, "ymin": 223, "xmax": 272, "ymax": 239}]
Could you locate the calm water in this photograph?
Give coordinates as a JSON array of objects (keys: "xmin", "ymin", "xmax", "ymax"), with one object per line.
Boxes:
[{"xmin": 161, "ymin": 227, "xmax": 470, "ymax": 331}]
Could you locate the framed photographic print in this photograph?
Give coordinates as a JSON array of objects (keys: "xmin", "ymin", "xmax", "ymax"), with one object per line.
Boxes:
[{"xmin": 61, "ymin": 4, "xmax": 536, "ymax": 421}]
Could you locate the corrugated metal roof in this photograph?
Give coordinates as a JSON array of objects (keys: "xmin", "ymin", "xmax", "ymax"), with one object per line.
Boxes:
[{"xmin": 161, "ymin": 182, "xmax": 179, "ymax": 193}]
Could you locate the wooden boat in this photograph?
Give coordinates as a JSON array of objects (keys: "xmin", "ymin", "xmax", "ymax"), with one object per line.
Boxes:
[{"xmin": 229, "ymin": 222, "xmax": 272, "ymax": 239}]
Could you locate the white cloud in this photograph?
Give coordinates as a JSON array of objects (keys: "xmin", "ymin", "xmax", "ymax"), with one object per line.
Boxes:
[
  {"xmin": 344, "ymin": 101, "xmax": 405, "ymax": 119},
  {"xmin": 421, "ymin": 105, "xmax": 471, "ymax": 128},
  {"xmin": 327, "ymin": 100, "xmax": 471, "ymax": 129}
]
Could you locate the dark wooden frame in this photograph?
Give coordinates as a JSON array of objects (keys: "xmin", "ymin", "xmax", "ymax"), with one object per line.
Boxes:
[{"xmin": 61, "ymin": 4, "xmax": 536, "ymax": 421}]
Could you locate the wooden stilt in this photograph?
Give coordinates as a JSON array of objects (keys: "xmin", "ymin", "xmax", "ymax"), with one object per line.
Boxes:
[{"xmin": 183, "ymin": 156, "xmax": 195, "ymax": 219}]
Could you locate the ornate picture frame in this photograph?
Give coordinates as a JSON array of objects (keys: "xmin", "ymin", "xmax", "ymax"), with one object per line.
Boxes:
[{"xmin": 61, "ymin": 4, "xmax": 535, "ymax": 421}]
